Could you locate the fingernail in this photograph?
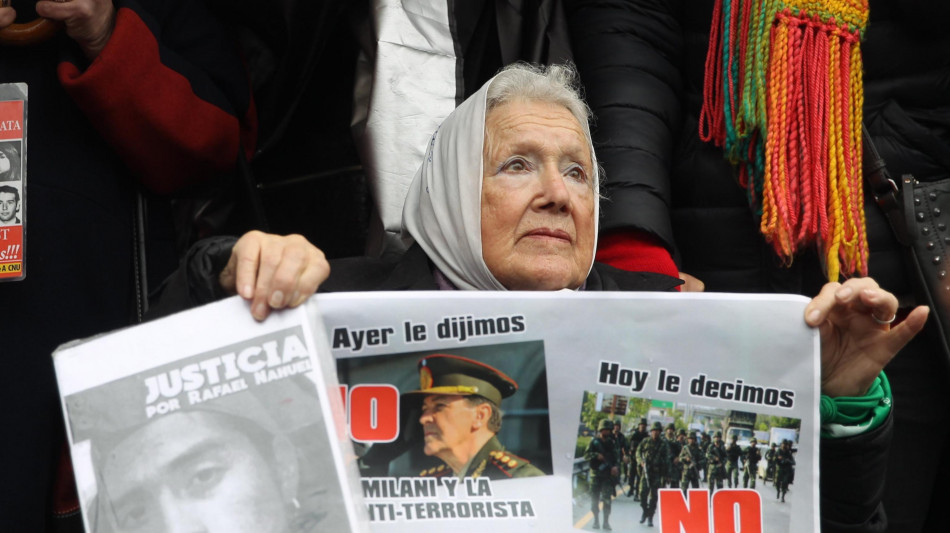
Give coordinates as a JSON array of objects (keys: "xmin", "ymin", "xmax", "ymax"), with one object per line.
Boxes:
[
  {"xmin": 241, "ymin": 284, "xmax": 253, "ymax": 299},
  {"xmin": 253, "ymin": 303, "xmax": 268, "ymax": 321},
  {"xmin": 290, "ymin": 291, "xmax": 301, "ymax": 306},
  {"xmin": 835, "ymin": 287, "xmax": 853, "ymax": 299},
  {"xmin": 807, "ymin": 309, "xmax": 821, "ymax": 323},
  {"xmin": 269, "ymin": 290, "xmax": 285, "ymax": 308}
]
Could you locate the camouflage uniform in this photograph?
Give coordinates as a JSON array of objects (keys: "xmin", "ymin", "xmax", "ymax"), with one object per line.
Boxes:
[
  {"xmin": 669, "ymin": 429, "xmax": 687, "ymax": 488},
  {"xmin": 765, "ymin": 444, "xmax": 778, "ymax": 483},
  {"xmin": 743, "ymin": 439, "xmax": 762, "ymax": 489},
  {"xmin": 663, "ymin": 424, "xmax": 679, "ymax": 487},
  {"xmin": 627, "ymin": 422, "xmax": 649, "ymax": 498},
  {"xmin": 678, "ymin": 436, "xmax": 702, "ymax": 496},
  {"xmin": 775, "ymin": 441, "xmax": 795, "ymax": 502},
  {"xmin": 699, "ymin": 433, "xmax": 711, "ymax": 482},
  {"xmin": 585, "ymin": 420, "xmax": 620, "ymax": 530},
  {"xmin": 725, "ymin": 437, "xmax": 741, "ymax": 488},
  {"xmin": 706, "ymin": 433, "xmax": 726, "ymax": 493},
  {"xmin": 611, "ymin": 425, "xmax": 629, "ymax": 488},
  {"xmin": 636, "ymin": 422, "xmax": 670, "ymax": 527}
]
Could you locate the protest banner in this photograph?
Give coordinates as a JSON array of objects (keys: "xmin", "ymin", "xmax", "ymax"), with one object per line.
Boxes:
[
  {"xmin": 54, "ymin": 298, "xmax": 368, "ymax": 533},
  {"xmin": 315, "ymin": 291, "xmax": 819, "ymax": 533}
]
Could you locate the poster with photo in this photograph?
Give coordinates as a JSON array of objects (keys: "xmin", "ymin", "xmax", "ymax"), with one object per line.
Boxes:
[
  {"xmin": 0, "ymin": 83, "xmax": 25, "ymax": 281},
  {"xmin": 315, "ymin": 291, "xmax": 820, "ymax": 533},
  {"xmin": 54, "ymin": 297, "xmax": 368, "ymax": 533}
]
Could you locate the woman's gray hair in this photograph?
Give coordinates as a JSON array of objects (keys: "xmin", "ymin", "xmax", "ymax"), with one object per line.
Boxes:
[
  {"xmin": 486, "ymin": 62, "xmax": 591, "ymax": 129},
  {"xmin": 485, "ymin": 63, "xmax": 599, "ymax": 189}
]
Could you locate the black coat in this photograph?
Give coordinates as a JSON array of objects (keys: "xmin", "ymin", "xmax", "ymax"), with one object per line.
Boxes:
[
  {"xmin": 567, "ymin": 0, "xmax": 950, "ymax": 296},
  {"xmin": 152, "ymin": 238, "xmax": 683, "ymax": 316}
]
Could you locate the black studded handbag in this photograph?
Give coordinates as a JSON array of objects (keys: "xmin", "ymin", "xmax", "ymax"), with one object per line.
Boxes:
[{"xmin": 864, "ymin": 126, "xmax": 950, "ymax": 357}]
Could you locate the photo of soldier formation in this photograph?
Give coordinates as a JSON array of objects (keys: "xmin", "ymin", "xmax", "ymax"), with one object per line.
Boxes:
[{"xmin": 573, "ymin": 394, "xmax": 799, "ymax": 529}]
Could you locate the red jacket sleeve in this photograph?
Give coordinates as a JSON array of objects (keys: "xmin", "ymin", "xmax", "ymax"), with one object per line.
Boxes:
[
  {"xmin": 57, "ymin": 0, "xmax": 257, "ymax": 195},
  {"xmin": 597, "ymin": 229, "xmax": 680, "ymax": 287}
]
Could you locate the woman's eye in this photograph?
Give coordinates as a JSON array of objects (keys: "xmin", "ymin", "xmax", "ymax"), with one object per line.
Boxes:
[
  {"xmin": 566, "ymin": 166, "xmax": 587, "ymax": 182},
  {"xmin": 503, "ymin": 159, "xmax": 528, "ymax": 172}
]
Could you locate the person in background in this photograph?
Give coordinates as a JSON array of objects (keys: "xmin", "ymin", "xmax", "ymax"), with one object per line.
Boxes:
[
  {"xmin": 0, "ymin": 1, "xmax": 255, "ymax": 530},
  {"xmin": 566, "ymin": 1, "xmax": 950, "ymax": 529}
]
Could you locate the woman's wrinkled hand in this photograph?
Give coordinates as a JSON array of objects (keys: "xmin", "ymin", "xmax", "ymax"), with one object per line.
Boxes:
[
  {"xmin": 804, "ymin": 277, "xmax": 928, "ymax": 398},
  {"xmin": 35, "ymin": 0, "xmax": 115, "ymax": 59},
  {"xmin": 219, "ymin": 231, "xmax": 330, "ymax": 322}
]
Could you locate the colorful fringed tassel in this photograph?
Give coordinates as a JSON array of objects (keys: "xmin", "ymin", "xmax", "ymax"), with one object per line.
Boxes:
[{"xmin": 700, "ymin": 0, "xmax": 869, "ymax": 281}]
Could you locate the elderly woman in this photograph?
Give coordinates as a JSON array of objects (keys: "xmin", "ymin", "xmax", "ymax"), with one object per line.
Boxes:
[{"xmin": 165, "ymin": 64, "xmax": 926, "ymax": 531}]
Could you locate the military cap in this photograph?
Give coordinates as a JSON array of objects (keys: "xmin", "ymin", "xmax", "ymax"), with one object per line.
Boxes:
[
  {"xmin": 687, "ymin": 432, "xmax": 697, "ymax": 441},
  {"xmin": 639, "ymin": 418, "xmax": 647, "ymax": 425},
  {"xmin": 730, "ymin": 434, "xmax": 738, "ymax": 441},
  {"xmin": 714, "ymin": 431, "xmax": 723, "ymax": 438},
  {"xmin": 750, "ymin": 438, "xmax": 758, "ymax": 444},
  {"xmin": 666, "ymin": 423, "xmax": 676, "ymax": 431},
  {"xmin": 677, "ymin": 429, "xmax": 687, "ymax": 437},
  {"xmin": 651, "ymin": 421, "xmax": 663, "ymax": 432},
  {"xmin": 405, "ymin": 354, "xmax": 517, "ymax": 406},
  {"xmin": 598, "ymin": 419, "xmax": 614, "ymax": 431}
]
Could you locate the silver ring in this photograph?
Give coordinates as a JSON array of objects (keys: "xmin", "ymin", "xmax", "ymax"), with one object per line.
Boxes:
[{"xmin": 872, "ymin": 313, "xmax": 897, "ymax": 325}]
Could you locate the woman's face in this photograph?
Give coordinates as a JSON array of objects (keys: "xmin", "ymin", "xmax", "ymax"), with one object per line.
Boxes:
[
  {"xmin": 0, "ymin": 151, "xmax": 9, "ymax": 175},
  {"xmin": 480, "ymin": 100, "xmax": 595, "ymax": 290}
]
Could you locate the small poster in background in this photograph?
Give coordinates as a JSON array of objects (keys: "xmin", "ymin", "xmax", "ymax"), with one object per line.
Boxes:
[{"xmin": 0, "ymin": 83, "xmax": 26, "ymax": 281}]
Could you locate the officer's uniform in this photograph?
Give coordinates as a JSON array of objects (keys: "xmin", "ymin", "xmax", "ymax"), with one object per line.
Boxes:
[
  {"xmin": 418, "ymin": 435, "xmax": 542, "ymax": 479},
  {"xmin": 405, "ymin": 354, "xmax": 544, "ymax": 480}
]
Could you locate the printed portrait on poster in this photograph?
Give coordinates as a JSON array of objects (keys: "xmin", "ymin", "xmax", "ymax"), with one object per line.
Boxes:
[{"xmin": 337, "ymin": 340, "xmax": 552, "ymax": 481}]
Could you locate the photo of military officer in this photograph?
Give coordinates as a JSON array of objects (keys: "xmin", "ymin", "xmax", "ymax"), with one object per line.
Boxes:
[
  {"xmin": 336, "ymin": 340, "xmax": 552, "ymax": 480},
  {"xmin": 405, "ymin": 353, "xmax": 545, "ymax": 480}
]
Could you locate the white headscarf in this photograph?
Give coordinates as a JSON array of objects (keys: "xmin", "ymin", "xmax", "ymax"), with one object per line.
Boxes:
[{"xmin": 401, "ymin": 69, "xmax": 600, "ymax": 290}]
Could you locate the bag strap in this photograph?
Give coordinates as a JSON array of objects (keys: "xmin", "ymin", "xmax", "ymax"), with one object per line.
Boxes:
[{"xmin": 863, "ymin": 125, "xmax": 912, "ymax": 246}]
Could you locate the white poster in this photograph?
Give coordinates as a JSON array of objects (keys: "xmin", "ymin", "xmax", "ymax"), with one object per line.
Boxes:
[
  {"xmin": 54, "ymin": 298, "xmax": 368, "ymax": 533},
  {"xmin": 315, "ymin": 291, "xmax": 819, "ymax": 533}
]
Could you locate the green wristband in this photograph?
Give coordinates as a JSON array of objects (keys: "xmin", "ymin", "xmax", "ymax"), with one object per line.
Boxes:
[{"xmin": 819, "ymin": 372, "xmax": 891, "ymax": 439}]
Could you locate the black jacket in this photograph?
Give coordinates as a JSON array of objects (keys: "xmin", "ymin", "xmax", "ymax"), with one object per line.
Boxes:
[
  {"xmin": 567, "ymin": 0, "xmax": 950, "ymax": 297},
  {"xmin": 152, "ymin": 238, "xmax": 683, "ymax": 316}
]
